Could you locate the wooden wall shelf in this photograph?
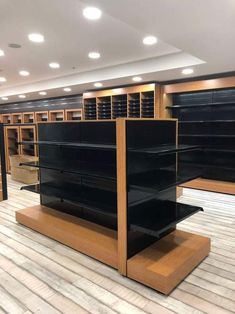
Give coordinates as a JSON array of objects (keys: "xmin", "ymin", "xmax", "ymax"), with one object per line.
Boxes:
[
  {"xmin": 49, "ymin": 110, "xmax": 65, "ymax": 122},
  {"xmin": 65, "ymin": 109, "xmax": 83, "ymax": 121},
  {"xmin": 12, "ymin": 113, "xmax": 23, "ymax": 124},
  {"xmin": 23, "ymin": 112, "xmax": 35, "ymax": 123},
  {"xmin": 35, "ymin": 111, "xmax": 49, "ymax": 122}
]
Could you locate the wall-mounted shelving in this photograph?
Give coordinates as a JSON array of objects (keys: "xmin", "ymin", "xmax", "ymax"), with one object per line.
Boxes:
[
  {"xmin": 4, "ymin": 126, "xmax": 20, "ymax": 172},
  {"xmin": 16, "ymin": 119, "xmax": 210, "ymax": 295},
  {"xmin": 65, "ymin": 109, "xmax": 83, "ymax": 121},
  {"xmin": 83, "ymin": 83, "xmax": 159, "ymax": 120},
  {"xmin": 2, "ymin": 114, "xmax": 12, "ymax": 124},
  {"xmin": 23, "ymin": 112, "xmax": 35, "ymax": 123},
  {"xmin": 19, "ymin": 125, "xmax": 37, "ymax": 156},
  {"xmin": 35, "ymin": 111, "xmax": 49, "ymax": 122},
  {"xmin": 49, "ymin": 110, "xmax": 65, "ymax": 122},
  {"xmin": 12, "ymin": 113, "xmax": 23, "ymax": 124}
]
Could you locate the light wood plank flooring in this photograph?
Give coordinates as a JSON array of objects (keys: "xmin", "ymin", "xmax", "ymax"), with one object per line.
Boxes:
[{"xmin": 0, "ymin": 176, "xmax": 235, "ymax": 314}]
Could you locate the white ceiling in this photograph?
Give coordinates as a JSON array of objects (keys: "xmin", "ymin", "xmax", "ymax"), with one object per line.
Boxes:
[{"xmin": 0, "ymin": 0, "xmax": 235, "ymax": 103}]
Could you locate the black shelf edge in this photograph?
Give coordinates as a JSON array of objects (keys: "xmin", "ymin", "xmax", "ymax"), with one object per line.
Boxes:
[
  {"xmin": 19, "ymin": 161, "xmax": 117, "ymax": 182},
  {"xmin": 179, "ymin": 120, "xmax": 235, "ymax": 123},
  {"xmin": 21, "ymin": 184, "xmax": 40, "ymax": 194},
  {"xmin": 18, "ymin": 141, "xmax": 116, "ymax": 150},
  {"xmin": 129, "ymin": 144, "xmax": 201, "ymax": 156},
  {"xmin": 130, "ymin": 200, "xmax": 203, "ymax": 238},
  {"xmin": 179, "ymin": 134, "xmax": 235, "ymax": 138},
  {"xmin": 166, "ymin": 101, "xmax": 235, "ymax": 109}
]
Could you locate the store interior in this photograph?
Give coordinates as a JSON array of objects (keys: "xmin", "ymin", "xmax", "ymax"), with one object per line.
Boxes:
[{"xmin": 0, "ymin": 1, "xmax": 235, "ymax": 313}]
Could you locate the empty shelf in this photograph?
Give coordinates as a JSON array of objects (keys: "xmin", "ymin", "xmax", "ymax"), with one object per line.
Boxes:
[
  {"xmin": 166, "ymin": 101, "xmax": 235, "ymax": 109},
  {"xmin": 129, "ymin": 144, "xmax": 201, "ymax": 155},
  {"xmin": 18, "ymin": 141, "xmax": 116, "ymax": 150},
  {"xmin": 21, "ymin": 184, "xmax": 40, "ymax": 194},
  {"xmin": 130, "ymin": 199, "xmax": 202, "ymax": 238}
]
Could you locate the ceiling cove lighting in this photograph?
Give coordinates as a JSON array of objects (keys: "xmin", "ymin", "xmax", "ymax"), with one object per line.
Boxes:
[
  {"xmin": 39, "ymin": 91, "xmax": 47, "ymax": 96},
  {"xmin": 28, "ymin": 33, "xmax": 44, "ymax": 43},
  {"xmin": 143, "ymin": 35, "xmax": 158, "ymax": 45},
  {"xmin": 63, "ymin": 87, "xmax": 72, "ymax": 92},
  {"xmin": 49, "ymin": 62, "xmax": 60, "ymax": 69},
  {"xmin": 0, "ymin": 77, "xmax": 7, "ymax": 82},
  {"xmin": 19, "ymin": 70, "xmax": 30, "ymax": 76},
  {"xmin": 18, "ymin": 94, "xmax": 26, "ymax": 99},
  {"xmin": 94, "ymin": 82, "xmax": 103, "ymax": 87},
  {"xmin": 0, "ymin": 49, "xmax": 5, "ymax": 56},
  {"xmin": 83, "ymin": 6, "xmax": 102, "ymax": 20},
  {"xmin": 132, "ymin": 76, "xmax": 142, "ymax": 82},
  {"xmin": 182, "ymin": 68, "xmax": 194, "ymax": 75},
  {"xmin": 88, "ymin": 51, "xmax": 100, "ymax": 59},
  {"xmin": 1, "ymin": 97, "xmax": 8, "ymax": 100}
]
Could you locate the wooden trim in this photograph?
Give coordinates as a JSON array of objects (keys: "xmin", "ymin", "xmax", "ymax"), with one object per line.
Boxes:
[
  {"xmin": 181, "ymin": 178, "xmax": 235, "ymax": 195},
  {"xmin": 164, "ymin": 76, "xmax": 235, "ymax": 94},
  {"xmin": 16, "ymin": 205, "xmax": 118, "ymax": 269},
  {"xmin": 116, "ymin": 118, "xmax": 127, "ymax": 275},
  {"xmin": 127, "ymin": 229, "xmax": 210, "ymax": 294}
]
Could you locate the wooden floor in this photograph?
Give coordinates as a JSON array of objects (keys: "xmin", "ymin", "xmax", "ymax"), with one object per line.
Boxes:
[{"xmin": 0, "ymin": 177, "xmax": 235, "ymax": 314}]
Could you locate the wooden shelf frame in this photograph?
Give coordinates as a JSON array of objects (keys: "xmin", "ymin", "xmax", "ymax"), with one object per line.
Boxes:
[
  {"xmin": 35, "ymin": 111, "xmax": 49, "ymax": 123},
  {"xmin": 23, "ymin": 112, "xmax": 35, "ymax": 123},
  {"xmin": 4, "ymin": 125, "xmax": 20, "ymax": 172},
  {"xmin": 2, "ymin": 113, "xmax": 13, "ymax": 124},
  {"xmin": 49, "ymin": 110, "xmax": 65, "ymax": 122},
  {"xmin": 65, "ymin": 109, "xmax": 83, "ymax": 121},
  {"xmin": 19, "ymin": 125, "xmax": 37, "ymax": 156}
]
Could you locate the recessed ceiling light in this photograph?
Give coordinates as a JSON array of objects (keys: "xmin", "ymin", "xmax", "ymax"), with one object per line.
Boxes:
[
  {"xmin": 28, "ymin": 33, "xmax": 44, "ymax": 43},
  {"xmin": 18, "ymin": 94, "xmax": 26, "ymax": 99},
  {"xmin": 182, "ymin": 68, "xmax": 194, "ymax": 75},
  {"xmin": 19, "ymin": 70, "xmax": 30, "ymax": 76},
  {"xmin": 0, "ymin": 77, "xmax": 7, "ymax": 82},
  {"xmin": 83, "ymin": 6, "xmax": 102, "ymax": 20},
  {"xmin": 94, "ymin": 82, "xmax": 103, "ymax": 87},
  {"xmin": 143, "ymin": 35, "xmax": 158, "ymax": 45},
  {"xmin": 0, "ymin": 49, "xmax": 4, "ymax": 57},
  {"xmin": 39, "ymin": 91, "xmax": 47, "ymax": 96},
  {"xmin": 1, "ymin": 97, "xmax": 8, "ymax": 100},
  {"xmin": 63, "ymin": 87, "xmax": 71, "ymax": 92},
  {"xmin": 132, "ymin": 76, "xmax": 142, "ymax": 82},
  {"xmin": 88, "ymin": 52, "xmax": 100, "ymax": 59},
  {"xmin": 49, "ymin": 62, "xmax": 60, "ymax": 69}
]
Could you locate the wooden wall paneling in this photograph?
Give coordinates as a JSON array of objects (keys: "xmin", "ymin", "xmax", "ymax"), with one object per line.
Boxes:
[
  {"xmin": 164, "ymin": 76, "xmax": 235, "ymax": 94},
  {"xmin": 116, "ymin": 119, "xmax": 127, "ymax": 275},
  {"xmin": 154, "ymin": 84, "xmax": 161, "ymax": 118}
]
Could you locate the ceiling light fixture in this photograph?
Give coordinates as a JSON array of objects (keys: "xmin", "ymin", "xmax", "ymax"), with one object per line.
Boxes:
[
  {"xmin": 39, "ymin": 91, "xmax": 47, "ymax": 96},
  {"xmin": 83, "ymin": 6, "xmax": 102, "ymax": 20},
  {"xmin": 143, "ymin": 35, "xmax": 158, "ymax": 45},
  {"xmin": 18, "ymin": 94, "xmax": 26, "ymax": 99},
  {"xmin": 28, "ymin": 33, "xmax": 44, "ymax": 43},
  {"xmin": 182, "ymin": 68, "xmax": 194, "ymax": 75},
  {"xmin": 0, "ymin": 49, "xmax": 4, "ymax": 56},
  {"xmin": 0, "ymin": 77, "xmax": 7, "ymax": 82},
  {"xmin": 49, "ymin": 62, "xmax": 60, "ymax": 69},
  {"xmin": 1, "ymin": 97, "xmax": 8, "ymax": 101},
  {"xmin": 94, "ymin": 82, "xmax": 103, "ymax": 87},
  {"xmin": 63, "ymin": 87, "xmax": 72, "ymax": 92},
  {"xmin": 19, "ymin": 70, "xmax": 30, "ymax": 76},
  {"xmin": 88, "ymin": 51, "xmax": 100, "ymax": 59},
  {"xmin": 132, "ymin": 76, "xmax": 142, "ymax": 82}
]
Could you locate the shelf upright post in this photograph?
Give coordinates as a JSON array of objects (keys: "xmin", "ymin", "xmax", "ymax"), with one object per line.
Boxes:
[{"xmin": 116, "ymin": 118, "xmax": 127, "ymax": 275}]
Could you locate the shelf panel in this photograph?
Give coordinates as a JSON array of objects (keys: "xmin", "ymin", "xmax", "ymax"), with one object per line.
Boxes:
[
  {"xmin": 130, "ymin": 199, "xmax": 202, "ymax": 238},
  {"xmin": 21, "ymin": 184, "xmax": 40, "ymax": 194},
  {"xmin": 18, "ymin": 141, "xmax": 116, "ymax": 150},
  {"xmin": 129, "ymin": 144, "xmax": 201, "ymax": 156},
  {"xmin": 129, "ymin": 169, "xmax": 201, "ymax": 194},
  {"xmin": 167, "ymin": 101, "xmax": 235, "ymax": 109},
  {"xmin": 180, "ymin": 134, "xmax": 235, "ymax": 138},
  {"xmin": 20, "ymin": 161, "xmax": 116, "ymax": 181}
]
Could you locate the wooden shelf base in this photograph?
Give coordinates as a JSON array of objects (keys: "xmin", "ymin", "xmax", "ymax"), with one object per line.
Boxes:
[
  {"xmin": 181, "ymin": 178, "xmax": 235, "ymax": 195},
  {"xmin": 16, "ymin": 205, "xmax": 118, "ymax": 269},
  {"xmin": 127, "ymin": 229, "xmax": 210, "ymax": 294}
]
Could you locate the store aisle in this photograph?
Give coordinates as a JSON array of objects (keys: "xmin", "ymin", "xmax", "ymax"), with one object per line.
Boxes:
[{"xmin": 0, "ymin": 177, "xmax": 234, "ymax": 314}]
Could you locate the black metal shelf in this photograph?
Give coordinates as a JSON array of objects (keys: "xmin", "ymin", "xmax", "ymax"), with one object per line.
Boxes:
[
  {"xmin": 130, "ymin": 199, "xmax": 202, "ymax": 238},
  {"xmin": 129, "ymin": 144, "xmax": 201, "ymax": 156},
  {"xmin": 20, "ymin": 160, "xmax": 116, "ymax": 181},
  {"xmin": 167, "ymin": 101, "xmax": 235, "ymax": 109},
  {"xmin": 18, "ymin": 141, "xmax": 116, "ymax": 150},
  {"xmin": 129, "ymin": 168, "xmax": 201, "ymax": 194},
  {"xmin": 180, "ymin": 120, "xmax": 235, "ymax": 123},
  {"xmin": 180, "ymin": 134, "xmax": 235, "ymax": 138},
  {"xmin": 21, "ymin": 184, "xmax": 40, "ymax": 194}
]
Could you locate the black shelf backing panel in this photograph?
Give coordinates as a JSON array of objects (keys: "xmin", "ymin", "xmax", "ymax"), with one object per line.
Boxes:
[
  {"xmin": 129, "ymin": 144, "xmax": 201, "ymax": 156},
  {"xmin": 129, "ymin": 199, "xmax": 202, "ymax": 238}
]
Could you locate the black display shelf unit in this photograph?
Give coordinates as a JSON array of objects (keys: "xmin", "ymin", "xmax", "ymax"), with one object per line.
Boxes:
[
  {"xmin": 20, "ymin": 120, "xmax": 202, "ymax": 248},
  {"xmin": 17, "ymin": 119, "xmax": 209, "ymax": 295},
  {"xmin": 170, "ymin": 88, "xmax": 235, "ymax": 183},
  {"xmin": 0, "ymin": 123, "xmax": 7, "ymax": 200}
]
